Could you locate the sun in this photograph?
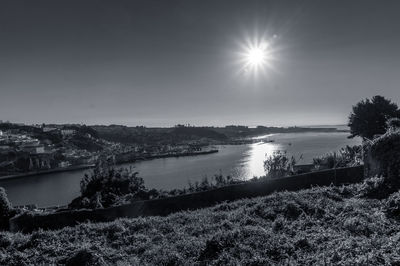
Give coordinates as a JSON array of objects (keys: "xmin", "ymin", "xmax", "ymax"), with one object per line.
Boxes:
[
  {"xmin": 245, "ymin": 43, "xmax": 270, "ymax": 67},
  {"xmin": 238, "ymin": 38, "xmax": 275, "ymax": 76}
]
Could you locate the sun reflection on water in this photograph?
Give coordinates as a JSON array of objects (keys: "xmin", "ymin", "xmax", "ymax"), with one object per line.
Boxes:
[{"xmin": 241, "ymin": 141, "xmax": 283, "ymax": 179}]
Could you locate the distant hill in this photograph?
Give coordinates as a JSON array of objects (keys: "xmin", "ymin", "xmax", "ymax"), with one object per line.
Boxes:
[
  {"xmin": 170, "ymin": 126, "xmax": 228, "ymax": 141},
  {"xmin": 91, "ymin": 125, "xmax": 228, "ymax": 144}
]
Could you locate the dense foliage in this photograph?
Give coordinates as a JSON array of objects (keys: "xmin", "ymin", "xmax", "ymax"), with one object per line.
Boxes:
[
  {"xmin": 1, "ymin": 185, "xmax": 400, "ymax": 265},
  {"xmin": 312, "ymin": 145, "xmax": 363, "ymax": 170},
  {"xmin": 69, "ymin": 160, "xmax": 148, "ymax": 209},
  {"xmin": 0, "ymin": 187, "xmax": 13, "ymax": 230},
  {"xmin": 68, "ymin": 134, "xmax": 103, "ymax": 152},
  {"xmin": 384, "ymin": 191, "xmax": 400, "ymax": 218},
  {"xmin": 348, "ymin": 95, "xmax": 400, "ymax": 140},
  {"xmin": 370, "ymin": 129, "xmax": 400, "ymax": 185},
  {"xmin": 387, "ymin": 117, "xmax": 400, "ymax": 132},
  {"xmin": 263, "ymin": 151, "xmax": 296, "ymax": 178},
  {"xmin": 170, "ymin": 126, "xmax": 228, "ymax": 141},
  {"xmin": 92, "ymin": 124, "xmax": 228, "ymax": 145}
]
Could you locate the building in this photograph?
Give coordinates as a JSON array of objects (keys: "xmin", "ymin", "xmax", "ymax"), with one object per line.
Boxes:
[
  {"xmin": 43, "ymin": 127, "xmax": 58, "ymax": 133},
  {"xmin": 20, "ymin": 144, "xmax": 45, "ymax": 154},
  {"xmin": 0, "ymin": 145, "xmax": 11, "ymax": 150},
  {"xmin": 61, "ymin": 129, "xmax": 76, "ymax": 136},
  {"xmin": 58, "ymin": 161, "xmax": 71, "ymax": 168}
]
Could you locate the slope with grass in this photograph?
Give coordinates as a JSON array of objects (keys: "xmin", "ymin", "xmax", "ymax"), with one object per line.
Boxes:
[{"xmin": 1, "ymin": 184, "xmax": 400, "ymax": 265}]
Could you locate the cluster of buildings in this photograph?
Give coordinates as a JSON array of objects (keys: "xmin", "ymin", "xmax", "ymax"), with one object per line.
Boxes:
[
  {"xmin": 0, "ymin": 130, "xmax": 46, "ymax": 154},
  {"xmin": 104, "ymin": 141, "xmax": 209, "ymax": 164},
  {"xmin": 0, "ymin": 126, "xmax": 98, "ymax": 176},
  {"xmin": 0, "ymin": 122, "xmax": 216, "ymax": 176}
]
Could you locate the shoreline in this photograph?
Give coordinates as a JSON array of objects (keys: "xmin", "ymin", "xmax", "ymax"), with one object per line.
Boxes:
[
  {"xmin": 0, "ymin": 164, "xmax": 95, "ymax": 181},
  {"xmin": 0, "ymin": 149, "xmax": 219, "ymax": 181},
  {"xmin": 115, "ymin": 149, "xmax": 219, "ymax": 165}
]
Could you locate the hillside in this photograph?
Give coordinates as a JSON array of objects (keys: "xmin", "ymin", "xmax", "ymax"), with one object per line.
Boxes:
[
  {"xmin": 1, "ymin": 184, "xmax": 399, "ymax": 265},
  {"xmin": 170, "ymin": 126, "xmax": 228, "ymax": 141},
  {"xmin": 92, "ymin": 125, "xmax": 228, "ymax": 144}
]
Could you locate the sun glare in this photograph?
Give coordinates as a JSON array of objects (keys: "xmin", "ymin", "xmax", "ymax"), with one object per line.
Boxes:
[
  {"xmin": 237, "ymin": 36, "xmax": 277, "ymax": 77},
  {"xmin": 246, "ymin": 43, "xmax": 270, "ymax": 67}
]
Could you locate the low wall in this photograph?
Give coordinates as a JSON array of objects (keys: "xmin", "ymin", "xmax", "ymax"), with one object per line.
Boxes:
[{"xmin": 10, "ymin": 165, "xmax": 364, "ymax": 233}]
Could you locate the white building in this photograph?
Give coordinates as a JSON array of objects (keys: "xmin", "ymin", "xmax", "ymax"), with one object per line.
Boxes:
[
  {"xmin": 61, "ymin": 129, "xmax": 76, "ymax": 136},
  {"xmin": 43, "ymin": 127, "xmax": 58, "ymax": 132}
]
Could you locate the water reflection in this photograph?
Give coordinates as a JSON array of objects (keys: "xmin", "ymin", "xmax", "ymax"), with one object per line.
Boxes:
[
  {"xmin": 241, "ymin": 142, "xmax": 281, "ymax": 179},
  {"xmin": 0, "ymin": 132, "xmax": 361, "ymax": 207}
]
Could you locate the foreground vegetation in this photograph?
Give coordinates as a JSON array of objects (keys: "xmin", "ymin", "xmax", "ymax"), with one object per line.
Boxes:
[{"xmin": 1, "ymin": 182, "xmax": 400, "ymax": 265}]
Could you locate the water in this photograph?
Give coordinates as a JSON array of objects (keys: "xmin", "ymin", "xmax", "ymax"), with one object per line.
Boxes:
[{"xmin": 0, "ymin": 132, "xmax": 361, "ymax": 207}]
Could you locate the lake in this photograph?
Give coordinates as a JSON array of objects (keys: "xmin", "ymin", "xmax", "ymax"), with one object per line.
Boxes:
[{"xmin": 0, "ymin": 132, "xmax": 361, "ymax": 207}]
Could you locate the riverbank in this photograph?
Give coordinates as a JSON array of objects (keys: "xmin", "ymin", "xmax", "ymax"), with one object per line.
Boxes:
[
  {"xmin": 0, "ymin": 150, "xmax": 219, "ymax": 181},
  {"xmin": 115, "ymin": 149, "xmax": 219, "ymax": 164},
  {"xmin": 0, "ymin": 164, "xmax": 95, "ymax": 181}
]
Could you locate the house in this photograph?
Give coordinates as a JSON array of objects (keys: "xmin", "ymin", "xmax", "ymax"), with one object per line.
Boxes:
[
  {"xmin": 58, "ymin": 161, "xmax": 71, "ymax": 168},
  {"xmin": 20, "ymin": 144, "xmax": 45, "ymax": 154},
  {"xmin": 43, "ymin": 127, "xmax": 58, "ymax": 133},
  {"xmin": 61, "ymin": 129, "xmax": 76, "ymax": 136}
]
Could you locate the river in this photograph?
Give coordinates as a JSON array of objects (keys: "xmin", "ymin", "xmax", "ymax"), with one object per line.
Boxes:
[{"xmin": 0, "ymin": 132, "xmax": 361, "ymax": 207}]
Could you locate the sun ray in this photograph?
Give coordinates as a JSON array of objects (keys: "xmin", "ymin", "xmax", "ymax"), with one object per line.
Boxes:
[{"xmin": 235, "ymin": 34, "xmax": 278, "ymax": 79}]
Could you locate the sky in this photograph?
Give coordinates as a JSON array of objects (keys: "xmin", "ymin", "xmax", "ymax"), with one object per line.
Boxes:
[{"xmin": 0, "ymin": 0, "xmax": 400, "ymax": 127}]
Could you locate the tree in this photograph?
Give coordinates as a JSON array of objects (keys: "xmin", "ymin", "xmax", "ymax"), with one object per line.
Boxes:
[
  {"xmin": 348, "ymin": 95, "xmax": 400, "ymax": 140},
  {"xmin": 69, "ymin": 157, "xmax": 148, "ymax": 209}
]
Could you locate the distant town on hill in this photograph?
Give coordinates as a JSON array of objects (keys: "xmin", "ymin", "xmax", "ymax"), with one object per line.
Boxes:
[{"xmin": 0, "ymin": 121, "xmax": 346, "ymax": 178}]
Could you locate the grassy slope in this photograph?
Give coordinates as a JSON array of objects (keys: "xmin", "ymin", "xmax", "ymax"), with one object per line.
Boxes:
[{"xmin": 1, "ymin": 185, "xmax": 400, "ymax": 265}]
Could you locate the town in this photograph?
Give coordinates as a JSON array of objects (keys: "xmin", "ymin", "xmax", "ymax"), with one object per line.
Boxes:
[
  {"xmin": 0, "ymin": 121, "xmax": 344, "ymax": 178},
  {"xmin": 0, "ymin": 122, "xmax": 221, "ymax": 178}
]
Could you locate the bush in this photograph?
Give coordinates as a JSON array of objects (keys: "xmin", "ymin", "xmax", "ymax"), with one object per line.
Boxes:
[
  {"xmin": 313, "ymin": 145, "xmax": 362, "ymax": 170},
  {"xmin": 358, "ymin": 176, "xmax": 388, "ymax": 199},
  {"xmin": 264, "ymin": 151, "xmax": 296, "ymax": 178},
  {"xmin": 384, "ymin": 191, "xmax": 400, "ymax": 218},
  {"xmin": 0, "ymin": 187, "xmax": 13, "ymax": 230},
  {"xmin": 370, "ymin": 129, "xmax": 400, "ymax": 184},
  {"xmin": 65, "ymin": 248, "xmax": 106, "ymax": 266},
  {"xmin": 69, "ymin": 159, "xmax": 148, "ymax": 209},
  {"xmin": 386, "ymin": 117, "xmax": 400, "ymax": 132},
  {"xmin": 188, "ymin": 174, "xmax": 239, "ymax": 193}
]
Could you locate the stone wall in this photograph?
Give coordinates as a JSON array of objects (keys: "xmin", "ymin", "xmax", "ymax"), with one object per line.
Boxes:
[{"xmin": 10, "ymin": 165, "xmax": 364, "ymax": 233}]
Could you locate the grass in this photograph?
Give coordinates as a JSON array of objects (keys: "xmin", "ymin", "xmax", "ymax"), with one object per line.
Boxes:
[{"xmin": 1, "ymin": 184, "xmax": 400, "ymax": 265}]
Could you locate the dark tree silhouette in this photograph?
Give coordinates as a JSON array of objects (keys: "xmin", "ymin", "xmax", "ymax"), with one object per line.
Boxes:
[{"xmin": 348, "ymin": 95, "xmax": 400, "ymax": 140}]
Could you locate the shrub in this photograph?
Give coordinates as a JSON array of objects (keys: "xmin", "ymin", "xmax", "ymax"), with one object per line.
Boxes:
[
  {"xmin": 0, "ymin": 234, "xmax": 12, "ymax": 248},
  {"xmin": 313, "ymin": 145, "xmax": 362, "ymax": 170},
  {"xmin": 343, "ymin": 216, "xmax": 373, "ymax": 236},
  {"xmin": 0, "ymin": 187, "xmax": 13, "ymax": 230},
  {"xmin": 386, "ymin": 117, "xmax": 400, "ymax": 132},
  {"xmin": 65, "ymin": 248, "xmax": 106, "ymax": 266},
  {"xmin": 264, "ymin": 151, "xmax": 296, "ymax": 178},
  {"xmin": 358, "ymin": 176, "xmax": 389, "ymax": 199},
  {"xmin": 70, "ymin": 159, "xmax": 148, "ymax": 209},
  {"xmin": 370, "ymin": 129, "xmax": 400, "ymax": 184},
  {"xmin": 188, "ymin": 174, "xmax": 238, "ymax": 193},
  {"xmin": 384, "ymin": 191, "xmax": 400, "ymax": 218}
]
